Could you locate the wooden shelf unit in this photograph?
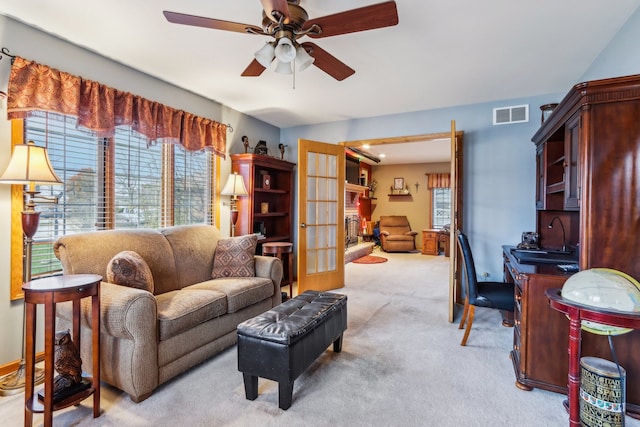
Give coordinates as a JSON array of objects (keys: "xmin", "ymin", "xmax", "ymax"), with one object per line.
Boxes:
[
  {"xmin": 511, "ymin": 74, "xmax": 640, "ymax": 417},
  {"xmin": 231, "ymin": 154, "xmax": 295, "ymax": 250}
]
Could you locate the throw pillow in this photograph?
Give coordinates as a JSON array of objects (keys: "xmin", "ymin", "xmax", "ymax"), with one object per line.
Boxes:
[
  {"xmin": 106, "ymin": 250, "xmax": 154, "ymax": 293},
  {"xmin": 212, "ymin": 234, "xmax": 257, "ymax": 279}
]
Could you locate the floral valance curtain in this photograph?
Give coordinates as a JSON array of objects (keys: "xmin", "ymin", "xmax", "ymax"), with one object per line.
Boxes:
[
  {"xmin": 6, "ymin": 56, "xmax": 226, "ymax": 157},
  {"xmin": 427, "ymin": 173, "xmax": 451, "ymax": 189}
]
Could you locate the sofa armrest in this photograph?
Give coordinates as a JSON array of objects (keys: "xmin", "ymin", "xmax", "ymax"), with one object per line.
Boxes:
[
  {"xmin": 255, "ymin": 255, "xmax": 283, "ymax": 287},
  {"xmin": 57, "ymin": 281, "xmax": 157, "ymax": 340},
  {"xmin": 405, "ymin": 231, "xmax": 418, "ymax": 236},
  {"xmin": 380, "ymin": 231, "xmax": 390, "ymax": 236},
  {"xmin": 255, "ymin": 255, "xmax": 283, "ymax": 306},
  {"xmin": 56, "ymin": 281, "xmax": 159, "ymax": 402}
]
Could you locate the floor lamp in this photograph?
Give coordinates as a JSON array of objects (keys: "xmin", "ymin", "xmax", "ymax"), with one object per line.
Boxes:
[
  {"xmin": 221, "ymin": 172, "xmax": 248, "ymax": 237},
  {"xmin": 0, "ymin": 140, "xmax": 63, "ymax": 395}
]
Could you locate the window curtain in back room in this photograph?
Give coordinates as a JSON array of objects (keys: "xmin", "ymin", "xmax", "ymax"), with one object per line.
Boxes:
[
  {"xmin": 427, "ymin": 173, "xmax": 451, "ymax": 189},
  {"xmin": 6, "ymin": 56, "xmax": 227, "ymax": 157}
]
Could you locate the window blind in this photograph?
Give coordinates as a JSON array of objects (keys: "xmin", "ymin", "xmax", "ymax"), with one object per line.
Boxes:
[{"xmin": 21, "ymin": 111, "xmax": 217, "ymax": 280}]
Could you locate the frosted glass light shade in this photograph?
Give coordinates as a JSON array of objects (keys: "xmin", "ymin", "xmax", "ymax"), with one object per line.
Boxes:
[
  {"xmin": 296, "ymin": 46, "xmax": 314, "ymax": 71},
  {"xmin": 254, "ymin": 42, "xmax": 275, "ymax": 68},
  {"xmin": 274, "ymin": 37, "xmax": 296, "ymax": 63},
  {"xmin": 275, "ymin": 60, "xmax": 293, "ymax": 75},
  {"xmin": 0, "ymin": 140, "xmax": 62, "ymax": 185}
]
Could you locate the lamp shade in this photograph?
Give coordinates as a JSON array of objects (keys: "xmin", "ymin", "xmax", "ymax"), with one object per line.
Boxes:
[
  {"xmin": 254, "ymin": 42, "xmax": 275, "ymax": 68},
  {"xmin": 274, "ymin": 37, "xmax": 296, "ymax": 63},
  {"xmin": 0, "ymin": 140, "xmax": 62, "ymax": 185},
  {"xmin": 274, "ymin": 60, "xmax": 293, "ymax": 75},
  {"xmin": 221, "ymin": 172, "xmax": 248, "ymax": 196},
  {"xmin": 296, "ymin": 46, "xmax": 314, "ymax": 71}
]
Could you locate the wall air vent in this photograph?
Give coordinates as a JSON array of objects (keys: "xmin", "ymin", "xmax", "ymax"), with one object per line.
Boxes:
[{"xmin": 493, "ymin": 104, "xmax": 529, "ymax": 125}]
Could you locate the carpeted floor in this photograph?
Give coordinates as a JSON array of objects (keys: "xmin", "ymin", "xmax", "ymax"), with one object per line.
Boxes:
[{"xmin": 2, "ymin": 250, "xmax": 639, "ymax": 426}]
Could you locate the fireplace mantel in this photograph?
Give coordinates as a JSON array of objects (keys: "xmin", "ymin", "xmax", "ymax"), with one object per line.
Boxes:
[{"xmin": 345, "ymin": 183, "xmax": 368, "ymax": 194}]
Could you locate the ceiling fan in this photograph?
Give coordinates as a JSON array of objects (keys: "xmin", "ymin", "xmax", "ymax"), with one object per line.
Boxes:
[{"xmin": 163, "ymin": 1, "xmax": 399, "ymax": 81}]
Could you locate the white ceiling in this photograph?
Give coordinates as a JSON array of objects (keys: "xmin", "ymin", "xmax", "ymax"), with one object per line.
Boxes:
[{"xmin": 1, "ymin": 0, "xmax": 639, "ymax": 132}]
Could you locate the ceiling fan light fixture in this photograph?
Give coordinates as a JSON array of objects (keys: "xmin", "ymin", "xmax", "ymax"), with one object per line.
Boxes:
[
  {"xmin": 295, "ymin": 46, "xmax": 314, "ymax": 71},
  {"xmin": 254, "ymin": 42, "xmax": 275, "ymax": 68},
  {"xmin": 274, "ymin": 37, "xmax": 296, "ymax": 63},
  {"xmin": 274, "ymin": 59, "xmax": 293, "ymax": 75}
]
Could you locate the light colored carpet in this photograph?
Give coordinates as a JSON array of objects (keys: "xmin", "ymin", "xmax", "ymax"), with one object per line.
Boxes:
[{"xmin": 2, "ymin": 250, "xmax": 639, "ymax": 426}]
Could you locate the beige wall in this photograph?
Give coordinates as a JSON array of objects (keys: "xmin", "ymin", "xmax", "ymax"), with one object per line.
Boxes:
[{"xmin": 371, "ymin": 162, "xmax": 450, "ymax": 249}]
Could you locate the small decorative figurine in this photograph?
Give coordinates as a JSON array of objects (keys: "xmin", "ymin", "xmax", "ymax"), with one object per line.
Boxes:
[
  {"xmin": 242, "ymin": 135, "xmax": 250, "ymax": 153},
  {"xmin": 53, "ymin": 330, "xmax": 83, "ymax": 395},
  {"xmin": 254, "ymin": 140, "xmax": 268, "ymax": 155},
  {"xmin": 278, "ymin": 143, "xmax": 287, "ymax": 160}
]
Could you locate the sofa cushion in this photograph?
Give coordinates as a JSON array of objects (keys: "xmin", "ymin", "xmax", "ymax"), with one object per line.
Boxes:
[
  {"xmin": 188, "ymin": 277, "xmax": 273, "ymax": 313},
  {"xmin": 106, "ymin": 250, "xmax": 154, "ymax": 293},
  {"xmin": 161, "ymin": 225, "xmax": 220, "ymax": 290},
  {"xmin": 211, "ymin": 234, "xmax": 258, "ymax": 279},
  {"xmin": 156, "ymin": 289, "xmax": 227, "ymax": 341}
]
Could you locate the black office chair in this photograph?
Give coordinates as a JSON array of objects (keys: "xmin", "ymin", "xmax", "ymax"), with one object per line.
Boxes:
[{"xmin": 456, "ymin": 230, "xmax": 515, "ymax": 346}]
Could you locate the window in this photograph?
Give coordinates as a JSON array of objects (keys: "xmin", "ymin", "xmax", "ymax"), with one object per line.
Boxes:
[
  {"xmin": 14, "ymin": 111, "xmax": 217, "ymax": 284},
  {"xmin": 432, "ymin": 187, "xmax": 451, "ymax": 229}
]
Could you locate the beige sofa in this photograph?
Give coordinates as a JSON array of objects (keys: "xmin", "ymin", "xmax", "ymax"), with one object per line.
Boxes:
[{"xmin": 53, "ymin": 224, "xmax": 282, "ymax": 402}]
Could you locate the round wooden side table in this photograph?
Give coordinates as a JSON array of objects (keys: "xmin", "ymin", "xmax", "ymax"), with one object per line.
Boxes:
[
  {"xmin": 23, "ymin": 274, "xmax": 102, "ymax": 427},
  {"xmin": 262, "ymin": 242, "xmax": 294, "ymax": 298}
]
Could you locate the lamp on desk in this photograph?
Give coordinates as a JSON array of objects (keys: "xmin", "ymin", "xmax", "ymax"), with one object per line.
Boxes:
[
  {"xmin": 0, "ymin": 140, "xmax": 62, "ymax": 395},
  {"xmin": 221, "ymin": 172, "xmax": 248, "ymax": 237}
]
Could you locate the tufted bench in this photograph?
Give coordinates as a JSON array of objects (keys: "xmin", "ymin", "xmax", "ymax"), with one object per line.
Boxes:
[{"xmin": 237, "ymin": 290, "xmax": 347, "ymax": 409}]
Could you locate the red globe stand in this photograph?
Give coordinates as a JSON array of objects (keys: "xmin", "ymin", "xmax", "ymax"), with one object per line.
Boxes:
[{"xmin": 546, "ymin": 289, "xmax": 640, "ymax": 426}]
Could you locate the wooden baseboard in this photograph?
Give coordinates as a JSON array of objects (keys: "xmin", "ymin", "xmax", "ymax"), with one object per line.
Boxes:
[{"xmin": 0, "ymin": 352, "xmax": 45, "ymax": 377}]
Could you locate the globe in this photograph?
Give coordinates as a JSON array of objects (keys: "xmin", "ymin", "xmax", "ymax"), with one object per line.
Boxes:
[{"xmin": 561, "ymin": 268, "xmax": 640, "ymax": 335}]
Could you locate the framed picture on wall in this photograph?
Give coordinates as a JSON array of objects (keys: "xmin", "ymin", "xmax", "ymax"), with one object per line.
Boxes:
[{"xmin": 393, "ymin": 177, "xmax": 404, "ymax": 191}]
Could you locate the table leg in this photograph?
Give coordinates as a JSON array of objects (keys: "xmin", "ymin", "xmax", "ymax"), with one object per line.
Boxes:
[
  {"xmin": 287, "ymin": 253, "xmax": 294, "ymax": 297},
  {"xmin": 43, "ymin": 293, "xmax": 56, "ymax": 427},
  {"xmin": 567, "ymin": 309, "xmax": 582, "ymax": 427},
  {"xmin": 24, "ymin": 302, "xmax": 36, "ymax": 427},
  {"xmin": 92, "ymin": 291, "xmax": 101, "ymax": 418}
]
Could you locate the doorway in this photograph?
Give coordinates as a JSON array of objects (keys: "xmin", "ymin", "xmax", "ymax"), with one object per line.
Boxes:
[{"xmin": 340, "ymin": 129, "xmax": 464, "ymax": 322}]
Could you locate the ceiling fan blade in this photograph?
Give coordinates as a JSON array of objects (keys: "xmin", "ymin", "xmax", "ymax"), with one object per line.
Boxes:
[
  {"xmin": 163, "ymin": 11, "xmax": 263, "ymax": 34},
  {"xmin": 302, "ymin": 1, "xmax": 399, "ymax": 38},
  {"xmin": 301, "ymin": 42, "xmax": 355, "ymax": 81},
  {"xmin": 241, "ymin": 59, "xmax": 267, "ymax": 77},
  {"xmin": 260, "ymin": 0, "xmax": 291, "ymax": 24}
]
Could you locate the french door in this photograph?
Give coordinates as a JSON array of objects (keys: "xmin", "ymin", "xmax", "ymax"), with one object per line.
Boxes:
[{"xmin": 297, "ymin": 139, "xmax": 345, "ymax": 292}]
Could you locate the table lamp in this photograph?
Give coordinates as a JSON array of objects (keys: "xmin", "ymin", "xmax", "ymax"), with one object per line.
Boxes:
[
  {"xmin": 221, "ymin": 172, "xmax": 248, "ymax": 237},
  {"xmin": 0, "ymin": 140, "xmax": 62, "ymax": 395}
]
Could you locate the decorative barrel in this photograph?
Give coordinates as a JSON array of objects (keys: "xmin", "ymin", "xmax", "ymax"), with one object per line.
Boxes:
[{"xmin": 580, "ymin": 356, "xmax": 626, "ymax": 427}]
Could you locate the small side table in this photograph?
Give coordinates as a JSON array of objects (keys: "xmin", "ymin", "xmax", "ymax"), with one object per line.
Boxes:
[
  {"xmin": 23, "ymin": 274, "xmax": 102, "ymax": 427},
  {"xmin": 421, "ymin": 229, "xmax": 438, "ymax": 255},
  {"xmin": 262, "ymin": 242, "xmax": 294, "ymax": 298}
]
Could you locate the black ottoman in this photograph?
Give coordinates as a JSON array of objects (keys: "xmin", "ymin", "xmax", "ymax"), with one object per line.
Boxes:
[{"xmin": 237, "ymin": 290, "xmax": 347, "ymax": 410}]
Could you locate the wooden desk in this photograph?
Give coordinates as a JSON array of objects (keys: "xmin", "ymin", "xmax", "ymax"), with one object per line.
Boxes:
[
  {"xmin": 23, "ymin": 274, "xmax": 102, "ymax": 427},
  {"xmin": 438, "ymin": 231, "xmax": 450, "ymax": 257},
  {"xmin": 504, "ymin": 246, "xmax": 640, "ymax": 418},
  {"xmin": 546, "ymin": 289, "xmax": 640, "ymax": 426}
]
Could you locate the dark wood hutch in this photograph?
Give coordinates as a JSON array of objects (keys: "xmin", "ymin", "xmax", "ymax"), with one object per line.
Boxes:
[
  {"xmin": 504, "ymin": 74, "xmax": 640, "ymax": 415},
  {"xmin": 230, "ymin": 154, "xmax": 295, "ymax": 252}
]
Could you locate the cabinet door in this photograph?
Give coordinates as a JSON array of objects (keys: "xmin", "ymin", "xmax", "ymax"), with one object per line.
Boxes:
[{"xmin": 564, "ymin": 113, "xmax": 580, "ymax": 210}]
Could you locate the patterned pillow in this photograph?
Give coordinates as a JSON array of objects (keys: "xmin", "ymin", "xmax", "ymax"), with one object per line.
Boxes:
[
  {"xmin": 106, "ymin": 250, "xmax": 154, "ymax": 293},
  {"xmin": 212, "ymin": 234, "xmax": 258, "ymax": 279}
]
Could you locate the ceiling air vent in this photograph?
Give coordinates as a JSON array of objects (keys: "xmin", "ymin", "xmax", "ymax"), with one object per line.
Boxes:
[{"xmin": 493, "ymin": 104, "xmax": 529, "ymax": 125}]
